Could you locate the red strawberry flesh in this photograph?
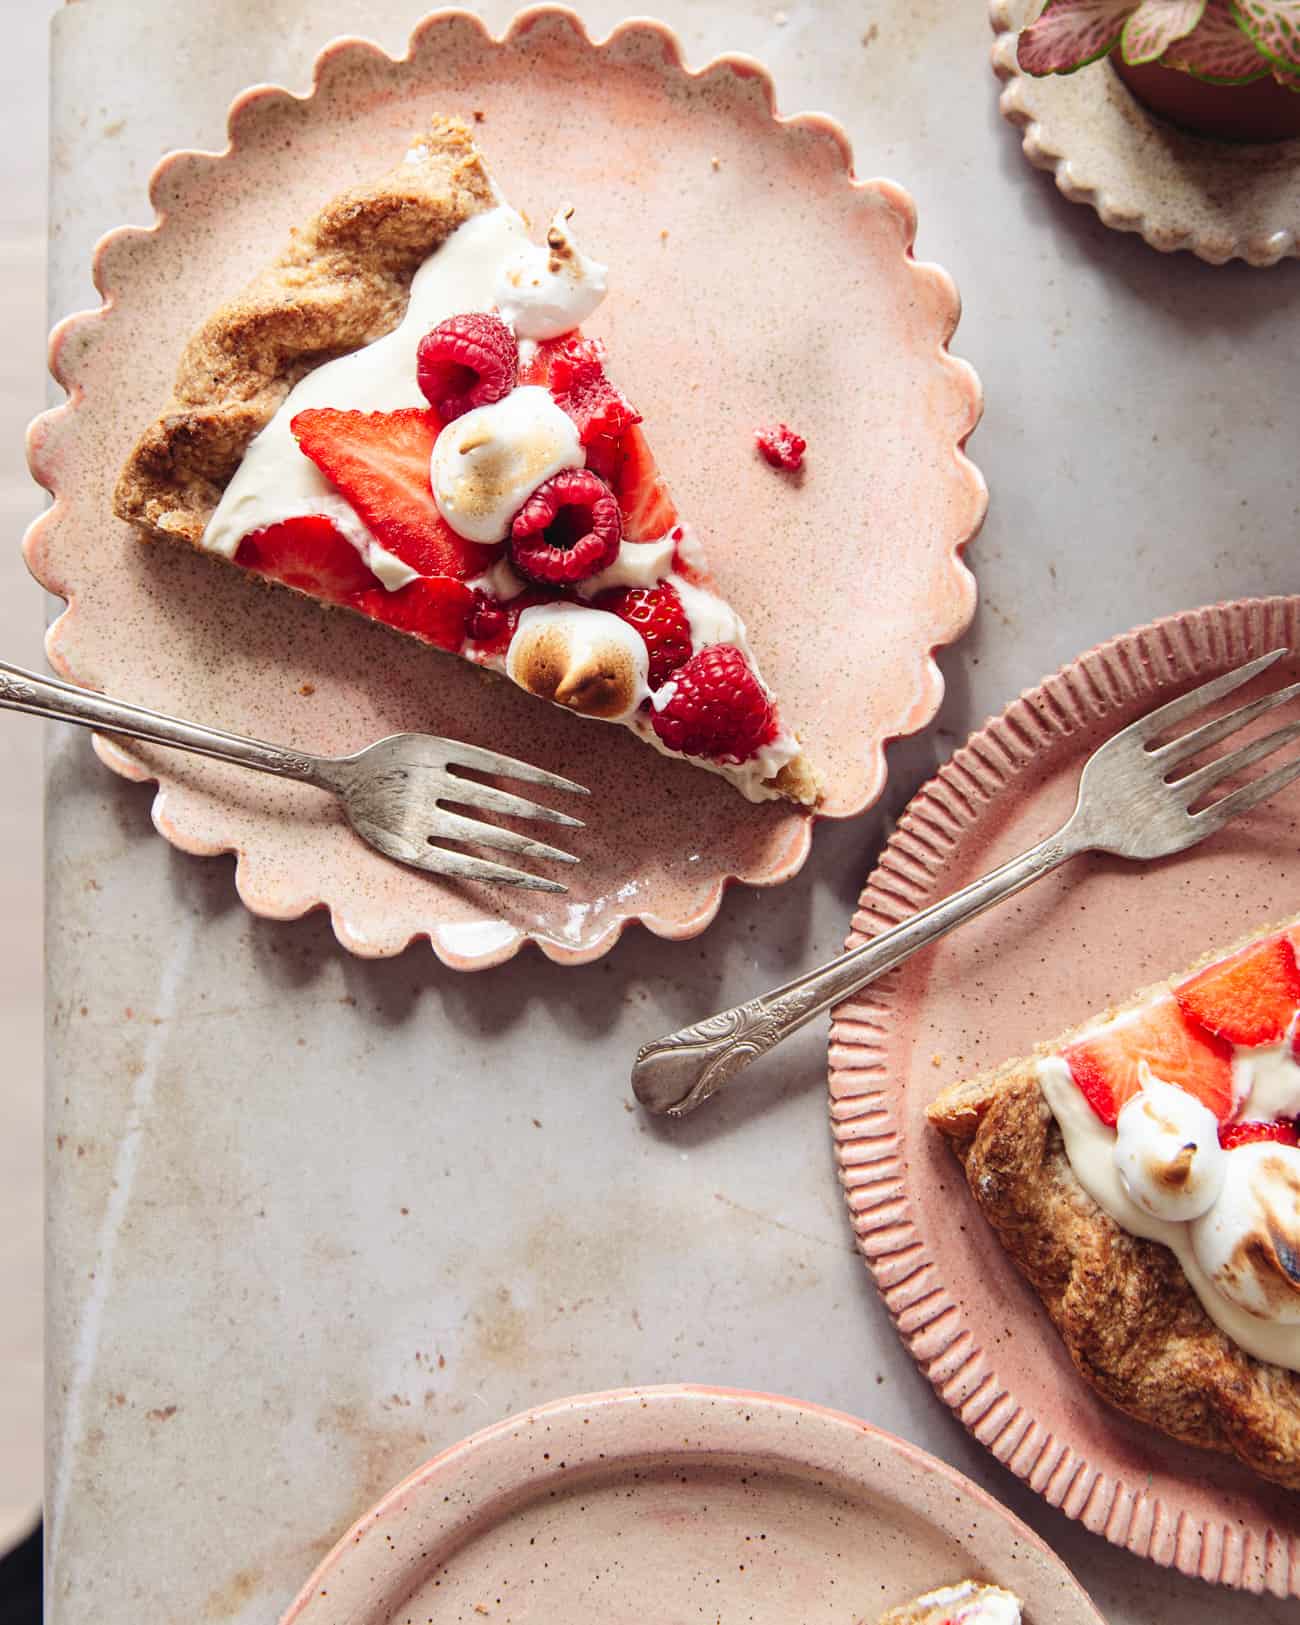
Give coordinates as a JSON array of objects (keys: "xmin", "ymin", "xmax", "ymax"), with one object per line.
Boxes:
[
  {"xmin": 1175, "ymin": 933, "xmax": 1300, "ymax": 1048},
  {"xmin": 291, "ymin": 407, "xmax": 496, "ymax": 580},
  {"xmin": 235, "ymin": 516, "xmax": 378, "ymax": 603},
  {"xmin": 1219, "ymin": 1118, "xmax": 1300, "ymax": 1151},
  {"xmin": 596, "ymin": 581, "xmax": 693, "ymax": 689},
  {"xmin": 1062, "ymin": 994, "xmax": 1236, "ymax": 1127}
]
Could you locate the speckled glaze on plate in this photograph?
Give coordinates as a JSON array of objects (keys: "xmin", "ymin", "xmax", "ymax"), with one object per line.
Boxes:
[
  {"xmin": 830, "ymin": 597, "xmax": 1300, "ymax": 1595},
  {"xmin": 23, "ymin": 6, "xmax": 984, "ymax": 970},
  {"xmin": 279, "ymin": 1384, "xmax": 1103, "ymax": 1624},
  {"xmin": 991, "ymin": 0, "xmax": 1300, "ymax": 266}
]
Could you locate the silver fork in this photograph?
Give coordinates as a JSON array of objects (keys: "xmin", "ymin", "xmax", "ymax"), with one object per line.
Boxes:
[
  {"xmin": 0, "ymin": 660, "xmax": 587, "ymax": 893},
  {"xmin": 633, "ymin": 647, "xmax": 1300, "ymax": 1116}
]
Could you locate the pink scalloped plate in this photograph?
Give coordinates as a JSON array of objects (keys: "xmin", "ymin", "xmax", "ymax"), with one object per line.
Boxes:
[
  {"xmin": 23, "ymin": 6, "xmax": 983, "ymax": 970},
  {"xmin": 279, "ymin": 1385, "xmax": 1103, "ymax": 1623},
  {"xmin": 830, "ymin": 597, "xmax": 1300, "ymax": 1595}
]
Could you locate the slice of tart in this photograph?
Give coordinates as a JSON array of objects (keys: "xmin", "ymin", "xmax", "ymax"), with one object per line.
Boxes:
[
  {"xmin": 878, "ymin": 1580, "xmax": 1021, "ymax": 1625},
  {"xmin": 113, "ymin": 117, "xmax": 818, "ymax": 807},
  {"xmin": 927, "ymin": 917, "xmax": 1300, "ymax": 1489}
]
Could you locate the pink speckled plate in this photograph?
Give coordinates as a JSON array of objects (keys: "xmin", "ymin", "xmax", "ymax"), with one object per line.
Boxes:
[
  {"xmin": 830, "ymin": 597, "xmax": 1300, "ymax": 1595},
  {"xmin": 280, "ymin": 1385, "xmax": 1102, "ymax": 1624},
  {"xmin": 23, "ymin": 6, "xmax": 983, "ymax": 970}
]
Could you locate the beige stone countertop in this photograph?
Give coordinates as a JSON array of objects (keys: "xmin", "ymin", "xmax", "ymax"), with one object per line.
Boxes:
[{"xmin": 35, "ymin": 2, "xmax": 1300, "ymax": 1622}]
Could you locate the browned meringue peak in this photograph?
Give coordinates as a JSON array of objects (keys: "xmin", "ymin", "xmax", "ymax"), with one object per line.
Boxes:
[
  {"xmin": 505, "ymin": 605, "xmax": 648, "ymax": 723},
  {"xmin": 1190, "ymin": 1143, "xmax": 1300, "ymax": 1323}
]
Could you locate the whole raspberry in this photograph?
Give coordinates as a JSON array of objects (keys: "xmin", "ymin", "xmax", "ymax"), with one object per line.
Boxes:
[
  {"xmin": 1219, "ymin": 1118, "xmax": 1300, "ymax": 1150},
  {"xmin": 417, "ymin": 313, "xmax": 518, "ymax": 421},
  {"xmin": 755, "ymin": 423, "xmax": 806, "ymax": 472},
  {"xmin": 547, "ymin": 336, "xmax": 641, "ymax": 446},
  {"xmin": 509, "ymin": 469, "xmax": 622, "ymax": 585},
  {"xmin": 651, "ymin": 644, "xmax": 777, "ymax": 763},
  {"xmin": 596, "ymin": 582, "xmax": 693, "ymax": 688}
]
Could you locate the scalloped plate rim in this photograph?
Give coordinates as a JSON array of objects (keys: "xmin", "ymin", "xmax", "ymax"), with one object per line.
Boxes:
[
  {"xmin": 828, "ymin": 592, "xmax": 1300, "ymax": 1594},
  {"xmin": 24, "ymin": 4, "xmax": 985, "ymax": 970}
]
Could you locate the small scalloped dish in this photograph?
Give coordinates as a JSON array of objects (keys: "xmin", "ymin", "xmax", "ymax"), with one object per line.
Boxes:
[
  {"xmin": 831, "ymin": 597, "xmax": 1300, "ymax": 1594},
  {"xmin": 991, "ymin": 0, "xmax": 1300, "ymax": 266},
  {"xmin": 25, "ymin": 6, "xmax": 984, "ymax": 969}
]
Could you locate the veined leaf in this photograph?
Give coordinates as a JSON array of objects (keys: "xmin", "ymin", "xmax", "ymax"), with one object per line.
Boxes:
[
  {"xmin": 1163, "ymin": 0, "xmax": 1273, "ymax": 77},
  {"xmin": 1121, "ymin": 0, "xmax": 1208, "ymax": 62},
  {"xmin": 1233, "ymin": 0, "xmax": 1300, "ymax": 73},
  {"xmin": 1018, "ymin": 0, "xmax": 1135, "ymax": 74}
]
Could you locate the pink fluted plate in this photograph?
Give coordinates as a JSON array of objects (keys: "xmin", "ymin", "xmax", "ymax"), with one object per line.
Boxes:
[
  {"xmin": 830, "ymin": 597, "xmax": 1300, "ymax": 1595},
  {"xmin": 24, "ymin": 7, "xmax": 984, "ymax": 969},
  {"xmin": 280, "ymin": 1385, "xmax": 1103, "ymax": 1623}
]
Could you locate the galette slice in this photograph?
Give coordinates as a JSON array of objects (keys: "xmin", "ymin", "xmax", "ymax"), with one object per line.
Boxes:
[
  {"xmin": 114, "ymin": 116, "xmax": 818, "ymax": 806},
  {"xmin": 928, "ymin": 917, "xmax": 1300, "ymax": 1489},
  {"xmin": 878, "ymin": 1579, "xmax": 1022, "ymax": 1625}
]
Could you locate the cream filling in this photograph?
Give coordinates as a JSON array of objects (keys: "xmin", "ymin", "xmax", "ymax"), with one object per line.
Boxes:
[
  {"xmin": 1037, "ymin": 1057, "xmax": 1300, "ymax": 1370},
  {"xmin": 202, "ymin": 206, "xmax": 533, "ymax": 570}
]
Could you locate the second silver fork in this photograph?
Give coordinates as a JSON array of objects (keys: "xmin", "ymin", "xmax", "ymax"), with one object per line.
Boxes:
[{"xmin": 633, "ymin": 647, "xmax": 1300, "ymax": 1116}]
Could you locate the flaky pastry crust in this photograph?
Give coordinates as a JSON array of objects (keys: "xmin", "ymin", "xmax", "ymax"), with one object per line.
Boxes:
[
  {"xmin": 927, "ymin": 922, "xmax": 1300, "ymax": 1490},
  {"xmin": 114, "ymin": 117, "xmax": 495, "ymax": 545}
]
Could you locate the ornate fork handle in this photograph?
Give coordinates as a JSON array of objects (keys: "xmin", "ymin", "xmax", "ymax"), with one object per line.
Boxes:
[
  {"xmin": 632, "ymin": 833, "xmax": 1080, "ymax": 1116},
  {"xmin": 0, "ymin": 659, "xmax": 335, "ymax": 786}
]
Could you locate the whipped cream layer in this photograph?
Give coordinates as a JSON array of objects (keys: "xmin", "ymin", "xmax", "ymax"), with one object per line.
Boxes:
[
  {"xmin": 905, "ymin": 1582, "xmax": 1021, "ymax": 1625},
  {"xmin": 1037, "ymin": 1055, "xmax": 1300, "ymax": 1370},
  {"xmin": 203, "ymin": 206, "xmax": 533, "ymax": 569}
]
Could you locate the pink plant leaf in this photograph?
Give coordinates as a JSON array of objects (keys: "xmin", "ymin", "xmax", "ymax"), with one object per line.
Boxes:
[
  {"xmin": 1233, "ymin": 0, "xmax": 1300, "ymax": 72},
  {"xmin": 1018, "ymin": 0, "xmax": 1136, "ymax": 74},
  {"xmin": 1121, "ymin": 0, "xmax": 1208, "ymax": 61},
  {"xmin": 1162, "ymin": 0, "xmax": 1274, "ymax": 77}
]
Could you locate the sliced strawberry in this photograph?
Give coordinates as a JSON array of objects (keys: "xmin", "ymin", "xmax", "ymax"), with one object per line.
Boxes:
[
  {"xmin": 1175, "ymin": 933, "xmax": 1300, "ymax": 1049},
  {"xmin": 356, "ymin": 575, "xmax": 474, "ymax": 653},
  {"xmin": 1062, "ymin": 995, "xmax": 1236, "ymax": 1127},
  {"xmin": 234, "ymin": 516, "xmax": 378, "ymax": 603},
  {"xmin": 1219, "ymin": 1118, "xmax": 1300, "ymax": 1151},
  {"xmin": 588, "ymin": 424, "xmax": 679, "ymax": 542},
  {"xmin": 291, "ymin": 408, "xmax": 497, "ymax": 580}
]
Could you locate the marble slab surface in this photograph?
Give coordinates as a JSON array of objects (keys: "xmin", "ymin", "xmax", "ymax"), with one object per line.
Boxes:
[{"xmin": 43, "ymin": 2, "xmax": 1299, "ymax": 1622}]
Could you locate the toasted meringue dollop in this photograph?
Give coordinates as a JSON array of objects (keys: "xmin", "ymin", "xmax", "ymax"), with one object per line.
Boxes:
[
  {"xmin": 1113, "ymin": 1069, "xmax": 1226, "ymax": 1222},
  {"xmin": 505, "ymin": 604, "xmax": 648, "ymax": 722},
  {"xmin": 494, "ymin": 207, "xmax": 609, "ymax": 341},
  {"xmin": 431, "ymin": 386, "xmax": 584, "ymax": 545},
  {"xmin": 1190, "ymin": 1142, "xmax": 1300, "ymax": 1322}
]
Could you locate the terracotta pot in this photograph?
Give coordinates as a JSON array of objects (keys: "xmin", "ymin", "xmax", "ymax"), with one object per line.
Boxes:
[{"xmin": 1113, "ymin": 54, "xmax": 1300, "ymax": 142}]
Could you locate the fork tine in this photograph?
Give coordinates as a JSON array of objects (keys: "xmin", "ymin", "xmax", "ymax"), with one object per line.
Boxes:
[
  {"xmin": 1154, "ymin": 679, "xmax": 1300, "ymax": 766},
  {"xmin": 1174, "ymin": 719, "xmax": 1300, "ymax": 800},
  {"xmin": 404, "ymin": 841, "xmax": 570, "ymax": 893},
  {"xmin": 442, "ymin": 740, "xmax": 590, "ymax": 797},
  {"xmin": 1121, "ymin": 648, "xmax": 1289, "ymax": 745},
  {"xmin": 440, "ymin": 774, "xmax": 586, "ymax": 829},
  {"xmin": 1191, "ymin": 749, "xmax": 1300, "ymax": 831},
  {"xmin": 429, "ymin": 808, "xmax": 579, "ymax": 867}
]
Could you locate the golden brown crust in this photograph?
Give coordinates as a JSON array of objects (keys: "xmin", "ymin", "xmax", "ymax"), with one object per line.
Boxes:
[
  {"xmin": 927, "ymin": 916, "xmax": 1300, "ymax": 1490},
  {"xmin": 113, "ymin": 117, "xmax": 495, "ymax": 545},
  {"xmin": 769, "ymin": 752, "xmax": 821, "ymax": 807}
]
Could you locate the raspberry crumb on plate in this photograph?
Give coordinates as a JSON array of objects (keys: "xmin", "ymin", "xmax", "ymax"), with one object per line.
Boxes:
[{"xmin": 755, "ymin": 422, "xmax": 806, "ymax": 472}]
